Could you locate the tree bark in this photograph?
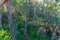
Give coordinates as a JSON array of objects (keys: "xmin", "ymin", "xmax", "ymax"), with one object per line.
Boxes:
[
  {"xmin": 6, "ymin": 0, "xmax": 15, "ymax": 40},
  {"xmin": 24, "ymin": 0, "xmax": 30, "ymax": 40},
  {"xmin": 0, "ymin": 5, "xmax": 3, "ymax": 29},
  {"xmin": 33, "ymin": 1, "xmax": 36, "ymax": 21}
]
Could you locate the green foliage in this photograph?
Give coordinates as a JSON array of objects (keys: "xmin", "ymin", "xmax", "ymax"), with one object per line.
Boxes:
[
  {"xmin": 0, "ymin": 29, "xmax": 11, "ymax": 40},
  {"xmin": 1, "ymin": 0, "xmax": 60, "ymax": 40}
]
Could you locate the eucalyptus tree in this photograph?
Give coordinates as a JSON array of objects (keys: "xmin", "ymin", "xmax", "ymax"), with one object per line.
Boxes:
[
  {"xmin": 6, "ymin": 0, "xmax": 15, "ymax": 40},
  {"xmin": 33, "ymin": 0, "xmax": 37, "ymax": 26},
  {"xmin": 24, "ymin": 0, "xmax": 30, "ymax": 40}
]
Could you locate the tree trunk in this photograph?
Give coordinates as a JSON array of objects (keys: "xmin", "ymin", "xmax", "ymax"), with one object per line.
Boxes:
[
  {"xmin": 6, "ymin": 0, "xmax": 15, "ymax": 40},
  {"xmin": 33, "ymin": 1, "xmax": 36, "ymax": 21},
  {"xmin": 41, "ymin": 0, "xmax": 45, "ymax": 17},
  {"xmin": 24, "ymin": 0, "xmax": 30, "ymax": 40},
  {"xmin": 0, "ymin": 6, "xmax": 3, "ymax": 29},
  {"xmin": 33, "ymin": 0, "xmax": 37, "ymax": 26}
]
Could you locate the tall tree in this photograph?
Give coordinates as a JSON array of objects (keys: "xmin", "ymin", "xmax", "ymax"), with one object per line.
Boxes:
[
  {"xmin": 6, "ymin": 0, "xmax": 15, "ymax": 40},
  {"xmin": 24, "ymin": 0, "xmax": 30, "ymax": 40},
  {"xmin": 33, "ymin": 0, "xmax": 37, "ymax": 26}
]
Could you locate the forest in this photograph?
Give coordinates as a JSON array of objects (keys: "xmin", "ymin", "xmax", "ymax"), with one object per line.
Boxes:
[{"xmin": 0, "ymin": 0, "xmax": 60, "ymax": 40}]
